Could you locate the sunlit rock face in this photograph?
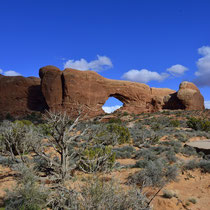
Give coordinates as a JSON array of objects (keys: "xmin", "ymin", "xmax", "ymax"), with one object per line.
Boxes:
[{"xmin": 0, "ymin": 66, "xmax": 205, "ymax": 118}]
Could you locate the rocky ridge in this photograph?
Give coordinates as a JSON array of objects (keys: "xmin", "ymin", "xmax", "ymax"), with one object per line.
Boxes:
[{"xmin": 0, "ymin": 65, "xmax": 205, "ymax": 118}]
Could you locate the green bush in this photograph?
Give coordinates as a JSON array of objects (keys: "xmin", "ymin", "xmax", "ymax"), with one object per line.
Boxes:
[
  {"xmin": 169, "ymin": 120, "xmax": 180, "ymax": 127},
  {"xmin": 187, "ymin": 117, "xmax": 210, "ymax": 131},
  {"xmin": 108, "ymin": 117, "xmax": 122, "ymax": 124},
  {"xmin": 79, "ymin": 146, "xmax": 116, "ymax": 173},
  {"xmin": 107, "ymin": 123, "xmax": 130, "ymax": 144}
]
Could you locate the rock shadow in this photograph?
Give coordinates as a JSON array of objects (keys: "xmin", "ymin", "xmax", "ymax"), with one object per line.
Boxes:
[{"xmin": 27, "ymin": 85, "xmax": 49, "ymax": 112}]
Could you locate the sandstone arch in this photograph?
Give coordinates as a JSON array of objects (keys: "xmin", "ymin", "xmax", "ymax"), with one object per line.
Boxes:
[{"xmin": 0, "ymin": 65, "xmax": 205, "ymax": 118}]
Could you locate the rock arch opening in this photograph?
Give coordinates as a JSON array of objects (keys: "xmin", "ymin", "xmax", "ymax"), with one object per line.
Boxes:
[{"xmin": 102, "ymin": 96, "xmax": 123, "ymax": 114}]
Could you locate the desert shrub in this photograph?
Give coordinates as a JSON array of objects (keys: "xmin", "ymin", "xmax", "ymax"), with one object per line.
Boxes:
[
  {"xmin": 162, "ymin": 190, "xmax": 176, "ymax": 199},
  {"xmin": 134, "ymin": 148, "xmax": 156, "ymax": 161},
  {"xmin": 129, "ymin": 127, "xmax": 151, "ymax": 146},
  {"xmin": 0, "ymin": 120, "xmax": 37, "ymax": 162},
  {"xmin": 123, "ymin": 111, "xmax": 129, "ymax": 116},
  {"xmin": 94, "ymin": 123, "xmax": 130, "ymax": 146},
  {"xmin": 175, "ymin": 133, "xmax": 188, "ymax": 143},
  {"xmin": 13, "ymin": 119, "xmax": 33, "ymax": 126},
  {"xmin": 183, "ymin": 159, "xmax": 210, "ymax": 173},
  {"xmin": 4, "ymin": 167, "xmax": 48, "ymax": 210},
  {"xmin": 106, "ymin": 123, "xmax": 130, "ymax": 144},
  {"xmin": 187, "ymin": 117, "xmax": 210, "ymax": 131},
  {"xmin": 77, "ymin": 177, "xmax": 150, "ymax": 210},
  {"xmin": 188, "ymin": 197, "xmax": 197, "ymax": 204},
  {"xmin": 129, "ymin": 159, "xmax": 178, "ymax": 187},
  {"xmin": 36, "ymin": 123, "xmax": 51, "ymax": 136},
  {"xmin": 148, "ymin": 133, "xmax": 160, "ymax": 145},
  {"xmin": 169, "ymin": 120, "xmax": 180, "ymax": 127},
  {"xmin": 160, "ymin": 140, "xmax": 182, "ymax": 154},
  {"xmin": 48, "ymin": 177, "xmax": 150, "ymax": 210},
  {"xmin": 79, "ymin": 146, "xmax": 116, "ymax": 173},
  {"xmin": 134, "ymin": 159, "xmax": 149, "ymax": 168},
  {"xmin": 165, "ymin": 150, "xmax": 177, "ymax": 163},
  {"xmin": 108, "ymin": 117, "xmax": 122, "ymax": 124},
  {"xmin": 150, "ymin": 145, "xmax": 168, "ymax": 155},
  {"xmin": 113, "ymin": 146, "xmax": 136, "ymax": 159},
  {"xmin": 142, "ymin": 116, "xmax": 170, "ymax": 128},
  {"xmin": 151, "ymin": 123, "xmax": 162, "ymax": 131},
  {"xmin": 183, "ymin": 159, "xmax": 198, "ymax": 170},
  {"xmin": 198, "ymin": 160, "xmax": 210, "ymax": 173},
  {"xmin": 181, "ymin": 146, "xmax": 197, "ymax": 156}
]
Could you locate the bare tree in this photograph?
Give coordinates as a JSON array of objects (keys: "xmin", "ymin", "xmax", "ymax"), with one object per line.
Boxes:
[{"xmin": 32, "ymin": 111, "xmax": 88, "ymax": 182}]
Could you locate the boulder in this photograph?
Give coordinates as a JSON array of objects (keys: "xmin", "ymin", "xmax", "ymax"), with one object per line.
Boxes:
[
  {"xmin": 185, "ymin": 140, "xmax": 210, "ymax": 155},
  {"xmin": 177, "ymin": 81, "xmax": 205, "ymax": 110},
  {"xmin": 39, "ymin": 65, "xmax": 63, "ymax": 110}
]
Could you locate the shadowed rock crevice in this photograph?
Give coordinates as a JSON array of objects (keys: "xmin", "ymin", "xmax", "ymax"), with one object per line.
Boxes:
[
  {"xmin": 163, "ymin": 93, "xmax": 186, "ymax": 110},
  {"xmin": 27, "ymin": 85, "xmax": 48, "ymax": 111}
]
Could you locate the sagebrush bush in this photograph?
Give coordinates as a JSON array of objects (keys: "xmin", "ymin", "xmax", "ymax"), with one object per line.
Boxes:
[
  {"xmin": 129, "ymin": 159, "xmax": 178, "ymax": 187},
  {"xmin": 181, "ymin": 146, "xmax": 197, "ymax": 156},
  {"xmin": 113, "ymin": 146, "xmax": 136, "ymax": 159},
  {"xmin": 162, "ymin": 190, "xmax": 176, "ymax": 199},
  {"xmin": 0, "ymin": 120, "xmax": 37, "ymax": 161},
  {"xmin": 5, "ymin": 167, "xmax": 48, "ymax": 210},
  {"xmin": 77, "ymin": 177, "xmax": 150, "ymax": 210},
  {"xmin": 187, "ymin": 117, "xmax": 210, "ymax": 131}
]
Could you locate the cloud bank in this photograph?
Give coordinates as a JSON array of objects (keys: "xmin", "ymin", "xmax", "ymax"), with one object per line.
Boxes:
[
  {"xmin": 4, "ymin": 70, "xmax": 21, "ymax": 76},
  {"xmin": 64, "ymin": 55, "xmax": 113, "ymax": 71},
  {"xmin": 0, "ymin": 68, "xmax": 21, "ymax": 76},
  {"xmin": 102, "ymin": 105, "xmax": 122, "ymax": 113},
  {"xmin": 122, "ymin": 69, "xmax": 169, "ymax": 83},
  {"xmin": 167, "ymin": 64, "xmax": 188, "ymax": 77},
  {"xmin": 204, "ymin": 101, "xmax": 210, "ymax": 109},
  {"xmin": 194, "ymin": 46, "xmax": 210, "ymax": 87}
]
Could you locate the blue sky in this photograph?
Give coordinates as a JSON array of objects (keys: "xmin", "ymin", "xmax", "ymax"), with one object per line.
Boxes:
[{"xmin": 0, "ymin": 0, "xmax": 210, "ymax": 112}]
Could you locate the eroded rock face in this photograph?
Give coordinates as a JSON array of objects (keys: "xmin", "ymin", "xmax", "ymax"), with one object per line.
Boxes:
[
  {"xmin": 0, "ymin": 75, "xmax": 47, "ymax": 117},
  {"xmin": 177, "ymin": 81, "xmax": 205, "ymax": 110},
  {"xmin": 39, "ymin": 65, "xmax": 62, "ymax": 110},
  {"xmin": 39, "ymin": 67, "xmax": 205, "ymax": 117},
  {"xmin": 0, "ymin": 67, "xmax": 205, "ymax": 118}
]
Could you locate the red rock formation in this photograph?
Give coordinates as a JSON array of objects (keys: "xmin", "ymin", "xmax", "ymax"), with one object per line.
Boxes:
[
  {"xmin": 177, "ymin": 81, "xmax": 205, "ymax": 110},
  {"xmin": 39, "ymin": 67, "xmax": 205, "ymax": 117},
  {"xmin": 0, "ymin": 67, "xmax": 205, "ymax": 118},
  {"xmin": 0, "ymin": 75, "xmax": 47, "ymax": 117},
  {"xmin": 39, "ymin": 65, "xmax": 62, "ymax": 110}
]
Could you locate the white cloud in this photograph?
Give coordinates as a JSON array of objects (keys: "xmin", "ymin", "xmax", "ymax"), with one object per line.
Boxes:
[
  {"xmin": 4, "ymin": 70, "xmax": 21, "ymax": 76},
  {"xmin": 64, "ymin": 55, "xmax": 113, "ymax": 71},
  {"xmin": 204, "ymin": 101, "xmax": 210, "ymax": 109},
  {"xmin": 194, "ymin": 46, "xmax": 210, "ymax": 87},
  {"xmin": 102, "ymin": 105, "xmax": 122, "ymax": 113},
  {"xmin": 122, "ymin": 69, "xmax": 169, "ymax": 83},
  {"xmin": 167, "ymin": 64, "xmax": 188, "ymax": 76},
  {"xmin": 0, "ymin": 69, "xmax": 3, "ymax": 74}
]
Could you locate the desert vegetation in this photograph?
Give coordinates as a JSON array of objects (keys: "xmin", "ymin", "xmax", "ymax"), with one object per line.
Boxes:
[{"xmin": 0, "ymin": 109, "xmax": 210, "ymax": 209}]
